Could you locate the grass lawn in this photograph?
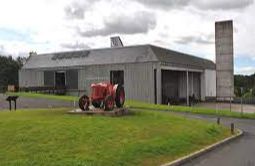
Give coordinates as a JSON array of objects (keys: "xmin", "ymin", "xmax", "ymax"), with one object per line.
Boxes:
[
  {"xmin": 0, "ymin": 108, "xmax": 231, "ymax": 166},
  {"xmin": 126, "ymin": 100, "xmax": 255, "ymax": 119}
]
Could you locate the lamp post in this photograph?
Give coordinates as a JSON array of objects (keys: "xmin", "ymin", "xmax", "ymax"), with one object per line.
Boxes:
[{"xmin": 241, "ymin": 87, "xmax": 243, "ymax": 115}]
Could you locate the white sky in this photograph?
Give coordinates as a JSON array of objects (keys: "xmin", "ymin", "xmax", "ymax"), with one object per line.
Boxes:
[{"xmin": 0, "ymin": 0, "xmax": 255, "ymax": 75}]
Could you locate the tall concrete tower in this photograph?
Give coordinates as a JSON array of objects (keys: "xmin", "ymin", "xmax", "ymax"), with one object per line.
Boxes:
[{"xmin": 215, "ymin": 20, "xmax": 234, "ymax": 100}]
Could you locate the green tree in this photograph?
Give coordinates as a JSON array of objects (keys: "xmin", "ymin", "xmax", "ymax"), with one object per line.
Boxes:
[
  {"xmin": 234, "ymin": 73, "xmax": 255, "ymax": 97},
  {"xmin": 0, "ymin": 55, "xmax": 26, "ymax": 91}
]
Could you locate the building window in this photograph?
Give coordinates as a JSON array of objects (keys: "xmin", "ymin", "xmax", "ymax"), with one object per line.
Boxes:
[{"xmin": 110, "ymin": 70, "xmax": 124, "ymax": 85}]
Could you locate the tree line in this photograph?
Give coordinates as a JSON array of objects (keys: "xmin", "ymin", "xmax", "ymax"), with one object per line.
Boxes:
[
  {"xmin": 234, "ymin": 74, "xmax": 255, "ymax": 97},
  {"xmin": 0, "ymin": 55, "xmax": 26, "ymax": 92}
]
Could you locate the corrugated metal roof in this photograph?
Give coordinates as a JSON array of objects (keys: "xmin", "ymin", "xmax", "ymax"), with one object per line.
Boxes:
[
  {"xmin": 22, "ymin": 44, "xmax": 215, "ymax": 70},
  {"xmin": 150, "ymin": 45, "xmax": 215, "ymax": 70},
  {"xmin": 23, "ymin": 45, "xmax": 157, "ymax": 69}
]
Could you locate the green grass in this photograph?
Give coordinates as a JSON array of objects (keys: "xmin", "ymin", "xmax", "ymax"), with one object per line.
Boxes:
[
  {"xmin": 6, "ymin": 92, "xmax": 78, "ymax": 101},
  {"xmin": 0, "ymin": 108, "xmax": 231, "ymax": 166},
  {"xmin": 126, "ymin": 100, "xmax": 255, "ymax": 119}
]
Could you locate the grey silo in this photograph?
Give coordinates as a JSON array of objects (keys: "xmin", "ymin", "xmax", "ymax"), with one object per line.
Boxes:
[{"xmin": 215, "ymin": 20, "xmax": 234, "ymax": 100}]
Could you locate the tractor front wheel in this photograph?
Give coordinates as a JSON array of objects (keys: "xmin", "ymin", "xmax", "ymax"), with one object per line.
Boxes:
[
  {"xmin": 104, "ymin": 95, "xmax": 114, "ymax": 111},
  {"xmin": 115, "ymin": 85, "xmax": 125, "ymax": 108},
  {"xmin": 79, "ymin": 95, "xmax": 90, "ymax": 111}
]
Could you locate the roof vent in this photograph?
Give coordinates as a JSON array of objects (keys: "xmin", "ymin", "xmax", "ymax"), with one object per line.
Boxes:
[
  {"xmin": 29, "ymin": 51, "xmax": 37, "ymax": 56},
  {"xmin": 110, "ymin": 36, "xmax": 124, "ymax": 48}
]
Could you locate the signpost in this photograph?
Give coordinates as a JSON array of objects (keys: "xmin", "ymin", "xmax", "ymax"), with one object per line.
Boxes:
[{"xmin": 6, "ymin": 96, "xmax": 19, "ymax": 111}]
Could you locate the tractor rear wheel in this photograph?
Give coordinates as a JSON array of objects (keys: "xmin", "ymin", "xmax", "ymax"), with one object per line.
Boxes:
[
  {"xmin": 79, "ymin": 95, "xmax": 90, "ymax": 111},
  {"xmin": 104, "ymin": 95, "xmax": 114, "ymax": 111},
  {"xmin": 115, "ymin": 85, "xmax": 125, "ymax": 108}
]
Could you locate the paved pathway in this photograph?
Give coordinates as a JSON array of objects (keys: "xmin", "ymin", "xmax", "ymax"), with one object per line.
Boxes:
[
  {"xmin": 0, "ymin": 93, "xmax": 75, "ymax": 110},
  {"xmin": 195, "ymin": 102, "xmax": 255, "ymax": 114},
  {"xmin": 177, "ymin": 113, "xmax": 255, "ymax": 166}
]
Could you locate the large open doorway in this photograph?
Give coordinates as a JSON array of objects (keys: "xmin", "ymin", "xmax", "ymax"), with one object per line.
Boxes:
[
  {"xmin": 161, "ymin": 70, "xmax": 180, "ymax": 104},
  {"xmin": 55, "ymin": 71, "xmax": 66, "ymax": 87},
  {"xmin": 110, "ymin": 70, "xmax": 124, "ymax": 85},
  {"xmin": 161, "ymin": 70, "xmax": 201, "ymax": 105}
]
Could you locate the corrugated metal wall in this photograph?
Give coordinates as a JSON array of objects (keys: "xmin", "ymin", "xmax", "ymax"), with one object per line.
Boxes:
[
  {"xmin": 19, "ymin": 69, "xmax": 44, "ymax": 87},
  {"xmin": 44, "ymin": 71, "xmax": 54, "ymax": 86},
  {"xmin": 66, "ymin": 70, "xmax": 78, "ymax": 89},
  {"xmin": 205, "ymin": 69, "xmax": 216, "ymax": 97},
  {"xmin": 125, "ymin": 63, "xmax": 154, "ymax": 103},
  {"xmin": 78, "ymin": 62, "xmax": 155, "ymax": 103}
]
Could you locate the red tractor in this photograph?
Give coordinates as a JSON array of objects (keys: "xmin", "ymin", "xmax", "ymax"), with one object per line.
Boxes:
[{"xmin": 78, "ymin": 82, "xmax": 125, "ymax": 111}]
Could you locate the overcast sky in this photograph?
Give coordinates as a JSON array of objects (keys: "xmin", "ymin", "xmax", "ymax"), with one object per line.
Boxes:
[{"xmin": 0, "ymin": 0, "xmax": 254, "ymax": 75}]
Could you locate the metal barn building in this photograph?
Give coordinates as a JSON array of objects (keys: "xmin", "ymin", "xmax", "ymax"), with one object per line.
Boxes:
[{"xmin": 19, "ymin": 44, "xmax": 216, "ymax": 104}]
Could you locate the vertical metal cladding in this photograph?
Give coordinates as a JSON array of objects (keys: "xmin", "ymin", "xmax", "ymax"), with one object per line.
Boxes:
[{"xmin": 215, "ymin": 20, "xmax": 234, "ymax": 99}]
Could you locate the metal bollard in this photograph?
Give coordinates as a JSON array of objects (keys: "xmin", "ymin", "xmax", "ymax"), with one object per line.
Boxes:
[
  {"xmin": 231, "ymin": 123, "xmax": 235, "ymax": 134},
  {"xmin": 14, "ymin": 100, "xmax": 17, "ymax": 110},
  {"xmin": 73, "ymin": 100, "xmax": 76, "ymax": 108},
  {"xmin": 217, "ymin": 117, "xmax": 220, "ymax": 125}
]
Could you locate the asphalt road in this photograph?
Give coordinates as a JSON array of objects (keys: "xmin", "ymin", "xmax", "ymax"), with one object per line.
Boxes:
[
  {"xmin": 0, "ymin": 93, "xmax": 75, "ymax": 110},
  {"xmin": 177, "ymin": 113, "xmax": 255, "ymax": 166}
]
